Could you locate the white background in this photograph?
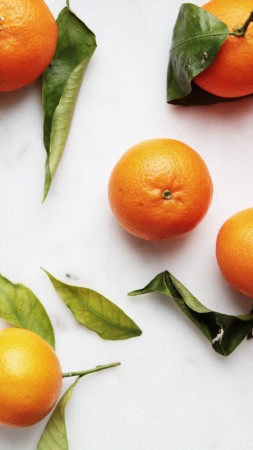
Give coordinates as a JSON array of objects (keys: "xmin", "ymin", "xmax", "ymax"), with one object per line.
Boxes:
[{"xmin": 1, "ymin": 0, "xmax": 253, "ymax": 449}]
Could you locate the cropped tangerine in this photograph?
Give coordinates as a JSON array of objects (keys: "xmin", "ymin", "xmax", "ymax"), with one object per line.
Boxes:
[
  {"xmin": 216, "ymin": 208, "xmax": 253, "ymax": 298},
  {"xmin": 0, "ymin": 0, "xmax": 58, "ymax": 92},
  {"xmin": 0, "ymin": 328, "xmax": 62, "ymax": 427}
]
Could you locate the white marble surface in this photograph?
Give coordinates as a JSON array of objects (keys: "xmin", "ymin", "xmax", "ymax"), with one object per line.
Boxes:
[{"xmin": 1, "ymin": 0, "xmax": 253, "ymax": 449}]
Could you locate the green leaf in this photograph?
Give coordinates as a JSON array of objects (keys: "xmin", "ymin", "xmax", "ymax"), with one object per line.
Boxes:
[
  {"xmin": 37, "ymin": 361, "xmax": 120, "ymax": 449},
  {"xmin": 42, "ymin": 4, "xmax": 97, "ymax": 201},
  {"xmin": 129, "ymin": 271, "xmax": 253, "ymax": 356},
  {"xmin": 37, "ymin": 376, "xmax": 80, "ymax": 450},
  {"xmin": 43, "ymin": 270, "xmax": 142, "ymax": 340},
  {"xmin": 167, "ymin": 3, "xmax": 229, "ymax": 105},
  {"xmin": 0, "ymin": 274, "xmax": 55, "ymax": 348}
]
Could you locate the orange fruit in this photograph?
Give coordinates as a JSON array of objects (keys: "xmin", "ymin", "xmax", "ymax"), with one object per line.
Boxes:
[
  {"xmin": 108, "ymin": 139, "xmax": 213, "ymax": 241},
  {"xmin": 194, "ymin": 0, "xmax": 253, "ymax": 98},
  {"xmin": 216, "ymin": 208, "xmax": 253, "ymax": 298},
  {"xmin": 0, "ymin": 328, "xmax": 62, "ymax": 427},
  {"xmin": 0, "ymin": 0, "xmax": 58, "ymax": 92}
]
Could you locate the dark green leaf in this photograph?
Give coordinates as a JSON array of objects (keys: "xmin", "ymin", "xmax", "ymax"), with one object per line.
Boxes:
[
  {"xmin": 42, "ymin": 5, "xmax": 97, "ymax": 201},
  {"xmin": 129, "ymin": 271, "xmax": 253, "ymax": 356},
  {"xmin": 37, "ymin": 377, "xmax": 80, "ymax": 450},
  {"xmin": 167, "ymin": 3, "xmax": 229, "ymax": 105},
  {"xmin": 170, "ymin": 81, "xmax": 253, "ymax": 106},
  {"xmin": 0, "ymin": 274, "xmax": 55, "ymax": 348},
  {"xmin": 43, "ymin": 270, "xmax": 142, "ymax": 340}
]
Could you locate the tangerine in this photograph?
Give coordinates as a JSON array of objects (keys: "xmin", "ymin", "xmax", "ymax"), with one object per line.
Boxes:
[
  {"xmin": 108, "ymin": 139, "xmax": 213, "ymax": 241},
  {"xmin": 216, "ymin": 208, "xmax": 253, "ymax": 298},
  {"xmin": 0, "ymin": 0, "xmax": 58, "ymax": 92},
  {"xmin": 194, "ymin": 0, "xmax": 253, "ymax": 98},
  {"xmin": 0, "ymin": 328, "xmax": 62, "ymax": 427}
]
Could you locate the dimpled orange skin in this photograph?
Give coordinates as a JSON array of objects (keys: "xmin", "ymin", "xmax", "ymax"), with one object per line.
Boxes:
[
  {"xmin": 194, "ymin": 0, "xmax": 253, "ymax": 98},
  {"xmin": 216, "ymin": 208, "xmax": 253, "ymax": 298},
  {"xmin": 108, "ymin": 139, "xmax": 213, "ymax": 241},
  {"xmin": 0, "ymin": 0, "xmax": 58, "ymax": 92},
  {"xmin": 0, "ymin": 328, "xmax": 62, "ymax": 427}
]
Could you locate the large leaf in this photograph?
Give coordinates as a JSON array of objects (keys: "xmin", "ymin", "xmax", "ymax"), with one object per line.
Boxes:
[
  {"xmin": 167, "ymin": 3, "xmax": 229, "ymax": 105},
  {"xmin": 129, "ymin": 271, "xmax": 253, "ymax": 356},
  {"xmin": 0, "ymin": 274, "xmax": 55, "ymax": 348},
  {"xmin": 37, "ymin": 377, "xmax": 79, "ymax": 450},
  {"xmin": 43, "ymin": 270, "xmax": 142, "ymax": 340},
  {"xmin": 42, "ymin": 4, "xmax": 97, "ymax": 201}
]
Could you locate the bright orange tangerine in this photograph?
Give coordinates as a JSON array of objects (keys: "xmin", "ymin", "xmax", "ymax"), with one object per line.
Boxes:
[
  {"xmin": 108, "ymin": 138, "xmax": 213, "ymax": 241},
  {"xmin": 0, "ymin": 328, "xmax": 62, "ymax": 427}
]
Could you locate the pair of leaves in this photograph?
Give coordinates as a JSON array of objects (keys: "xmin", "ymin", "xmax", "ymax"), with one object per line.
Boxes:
[
  {"xmin": 167, "ymin": 3, "xmax": 248, "ymax": 105},
  {"xmin": 42, "ymin": 3, "xmax": 97, "ymax": 200},
  {"xmin": 0, "ymin": 271, "xmax": 141, "ymax": 344},
  {"xmin": 129, "ymin": 270, "xmax": 253, "ymax": 356}
]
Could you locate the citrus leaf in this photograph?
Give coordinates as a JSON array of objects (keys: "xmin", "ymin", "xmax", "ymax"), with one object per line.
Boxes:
[
  {"xmin": 129, "ymin": 271, "xmax": 253, "ymax": 356},
  {"xmin": 170, "ymin": 81, "xmax": 251, "ymax": 106},
  {"xmin": 37, "ymin": 362, "xmax": 120, "ymax": 449},
  {"xmin": 0, "ymin": 274, "xmax": 55, "ymax": 348},
  {"xmin": 37, "ymin": 376, "xmax": 80, "ymax": 450},
  {"xmin": 167, "ymin": 3, "xmax": 229, "ymax": 105},
  {"xmin": 43, "ymin": 270, "xmax": 142, "ymax": 340},
  {"xmin": 42, "ymin": 4, "xmax": 97, "ymax": 201}
]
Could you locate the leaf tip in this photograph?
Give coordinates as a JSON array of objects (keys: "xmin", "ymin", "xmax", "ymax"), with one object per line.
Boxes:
[
  {"xmin": 42, "ymin": 185, "xmax": 50, "ymax": 203},
  {"xmin": 127, "ymin": 290, "xmax": 137, "ymax": 297}
]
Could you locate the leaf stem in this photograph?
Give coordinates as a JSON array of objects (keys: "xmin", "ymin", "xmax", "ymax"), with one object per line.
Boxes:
[
  {"xmin": 62, "ymin": 362, "xmax": 121, "ymax": 379},
  {"xmin": 230, "ymin": 11, "xmax": 253, "ymax": 37}
]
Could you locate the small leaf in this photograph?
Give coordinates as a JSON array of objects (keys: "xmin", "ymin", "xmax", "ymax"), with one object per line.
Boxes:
[
  {"xmin": 42, "ymin": 4, "xmax": 97, "ymax": 201},
  {"xmin": 37, "ymin": 376, "xmax": 80, "ymax": 450},
  {"xmin": 0, "ymin": 274, "xmax": 55, "ymax": 348},
  {"xmin": 43, "ymin": 270, "xmax": 142, "ymax": 340},
  {"xmin": 169, "ymin": 82, "xmax": 250, "ymax": 106},
  {"xmin": 37, "ymin": 361, "xmax": 120, "ymax": 449},
  {"xmin": 167, "ymin": 3, "xmax": 229, "ymax": 105},
  {"xmin": 129, "ymin": 271, "xmax": 253, "ymax": 356}
]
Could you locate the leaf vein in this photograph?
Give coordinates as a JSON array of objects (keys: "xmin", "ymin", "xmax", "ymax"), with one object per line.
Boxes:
[{"xmin": 170, "ymin": 32, "xmax": 228, "ymax": 52}]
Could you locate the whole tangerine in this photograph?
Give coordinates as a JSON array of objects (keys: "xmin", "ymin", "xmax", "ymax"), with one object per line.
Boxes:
[
  {"xmin": 194, "ymin": 0, "xmax": 253, "ymax": 98},
  {"xmin": 0, "ymin": 328, "xmax": 62, "ymax": 427},
  {"xmin": 108, "ymin": 138, "xmax": 213, "ymax": 241},
  {"xmin": 0, "ymin": 0, "xmax": 58, "ymax": 92},
  {"xmin": 216, "ymin": 208, "xmax": 253, "ymax": 298}
]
